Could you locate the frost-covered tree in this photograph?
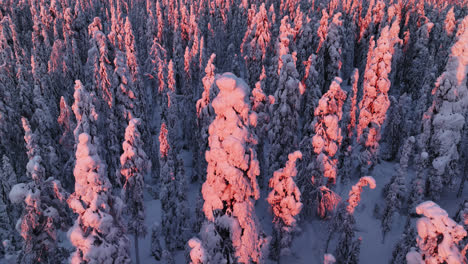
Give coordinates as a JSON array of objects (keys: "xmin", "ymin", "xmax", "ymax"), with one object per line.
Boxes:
[
  {"xmin": 72, "ymin": 80, "xmax": 99, "ymax": 146},
  {"xmin": 268, "ymin": 151, "xmax": 303, "ymax": 260},
  {"xmin": 0, "ymin": 155, "xmax": 16, "ymax": 243},
  {"xmin": 301, "ymin": 53, "xmax": 323, "ymax": 130},
  {"xmin": 408, "ymin": 201, "xmax": 467, "ymax": 264},
  {"xmin": 250, "ymin": 67, "xmax": 272, "ymax": 187},
  {"xmin": 119, "ymin": 118, "xmax": 150, "ymax": 264},
  {"xmin": 408, "ymin": 152, "xmax": 429, "ymax": 213},
  {"xmin": 425, "ymin": 16, "xmax": 468, "ymax": 200},
  {"xmin": 328, "ymin": 177, "xmax": 375, "ymax": 264},
  {"xmin": 347, "ymin": 176, "xmax": 377, "ymax": 215},
  {"xmin": 159, "ymin": 120, "xmax": 190, "ymax": 252},
  {"xmin": 341, "ymin": 69, "xmax": 359, "ymax": 184},
  {"xmin": 150, "ymin": 222, "xmax": 163, "ymax": 261},
  {"xmin": 268, "ymin": 54, "xmax": 302, "ymax": 174},
  {"xmin": 201, "ymin": 73, "xmax": 268, "ymax": 263},
  {"xmin": 241, "ymin": 3, "xmax": 271, "ymax": 86},
  {"xmin": 356, "ymin": 21, "xmax": 401, "ymax": 175},
  {"xmin": 58, "ymin": 96, "xmax": 76, "ymax": 189},
  {"xmin": 311, "ymin": 77, "xmax": 347, "ymax": 187},
  {"xmin": 381, "ymin": 164, "xmax": 407, "ymax": 240},
  {"xmin": 67, "ymin": 133, "xmax": 131, "ymax": 264},
  {"xmin": 86, "ymin": 17, "xmax": 114, "ymax": 110},
  {"xmin": 329, "ymin": 202, "xmax": 360, "ymax": 264},
  {"xmin": 195, "ymin": 53, "xmax": 217, "ymax": 182},
  {"xmin": 324, "ymin": 13, "xmax": 343, "ymax": 88},
  {"xmin": 391, "ymin": 218, "xmax": 416, "ymax": 264},
  {"xmin": 11, "ymin": 140, "xmax": 69, "ymax": 264}
]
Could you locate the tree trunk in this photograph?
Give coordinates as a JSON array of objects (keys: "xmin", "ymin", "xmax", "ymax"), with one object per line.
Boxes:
[{"xmin": 135, "ymin": 234, "xmax": 140, "ymax": 264}]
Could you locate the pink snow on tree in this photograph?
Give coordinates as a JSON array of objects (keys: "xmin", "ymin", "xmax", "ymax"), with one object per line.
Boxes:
[
  {"xmin": 202, "ymin": 73, "xmax": 267, "ymax": 263},
  {"xmin": 445, "ymin": 7, "xmax": 456, "ymax": 37},
  {"xmin": 317, "ymin": 9, "xmax": 329, "ymax": 53},
  {"xmin": 67, "ymin": 133, "xmax": 130, "ymax": 264},
  {"xmin": 426, "ymin": 15, "xmax": 468, "ymax": 198},
  {"xmin": 346, "ymin": 176, "xmax": 376, "ymax": 214},
  {"xmin": 267, "ymin": 150, "xmax": 303, "ymax": 228},
  {"xmin": 410, "ymin": 201, "xmax": 467, "ymax": 264},
  {"xmin": 357, "ymin": 20, "xmax": 401, "ymax": 172},
  {"xmin": 120, "ymin": 118, "xmax": 149, "ymax": 264},
  {"xmin": 196, "ymin": 53, "xmax": 216, "ymax": 118},
  {"xmin": 159, "ymin": 122, "xmax": 169, "ymax": 158},
  {"xmin": 312, "ymin": 77, "xmax": 347, "ymax": 185},
  {"xmin": 187, "ymin": 238, "xmax": 207, "ymax": 264},
  {"xmin": 72, "ymin": 80, "xmax": 98, "ymax": 144}
]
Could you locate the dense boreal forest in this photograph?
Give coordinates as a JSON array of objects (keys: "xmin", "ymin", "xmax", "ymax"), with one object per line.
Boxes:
[{"xmin": 0, "ymin": 0, "xmax": 467, "ymax": 263}]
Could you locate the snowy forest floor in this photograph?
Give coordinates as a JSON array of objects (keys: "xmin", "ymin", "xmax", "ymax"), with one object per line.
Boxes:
[{"xmin": 130, "ymin": 155, "xmax": 467, "ymax": 264}]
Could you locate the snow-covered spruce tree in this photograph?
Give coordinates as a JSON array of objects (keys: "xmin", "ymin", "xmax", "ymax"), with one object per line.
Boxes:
[
  {"xmin": 299, "ymin": 76, "xmax": 346, "ymax": 219},
  {"xmin": 11, "ymin": 127, "xmax": 70, "ymax": 264},
  {"xmin": 333, "ymin": 177, "xmax": 376, "ymax": 264},
  {"xmin": 311, "ymin": 77, "xmax": 347, "ymax": 187},
  {"xmin": 356, "ymin": 20, "xmax": 401, "ymax": 175},
  {"xmin": 400, "ymin": 21, "xmax": 434, "ymax": 100},
  {"xmin": 58, "ymin": 96, "xmax": 77, "ymax": 189},
  {"xmin": 0, "ymin": 155, "xmax": 16, "ymax": 243},
  {"xmin": 301, "ymin": 53, "xmax": 323, "ymax": 135},
  {"xmin": 159, "ymin": 118, "xmax": 189, "ymax": 252},
  {"xmin": 150, "ymin": 221, "xmax": 163, "ymax": 261},
  {"xmin": 268, "ymin": 54, "xmax": 302, "ymax": 175},
  {"xmin": 250, "ymin": 67, "xmax": 272, "ymax": 187},
  {"xmin": 146, "ymin": 37, "xmax": 167, "ymax": 105},
  {"xmin": 86, "ymin": 17, "xmax": 114, "ymax": 110},
  {"xmin": 408, "ymin": 152, "xmax": 429, "ymax": 214},
  {"xmin": 72, "ymin": 80, "xmax": 99, "ymax": 147},
  {"xmin": 201, "ymin": 73, "xmax": 268, "ymax": 263},
  {"xmin": 381, "ymin": 164, "xmax": 407, "ymax": 241},
  {"xmin": 391, "ymin": 218, "xmax": 416, "ymax": 264},
  {"xmin": 408, "ymin": 201, "xmax": 467, "ymax": 264},
  {"xmin": 67, "ymin": 133, "xmax": 131, "ymax": 263},
  {"xmin": 381, "ymin": 136, "xmax": 415, "ymax": 239},
  {"xmin": 241, "ymin": 3, "xmax": 272, "ymax": 87},
  {"xmin": 340, "ymin": 68, "xmax": 359, "ymax": 185},
  {"xmin": 267, "ymin": 151, "xmax": 303, "ymax": 260},
  {"xmin": 347, "ymin": 176, "xmax": 377, "ymax": 215},
  {"xmin": 195, "ymin": 53, "xmax": 217, "ymax": 182},
  {"xmin": 324, "ymin": 13, "xmax": 343, "ymax": 89},
  {"xmin": 119, "ymin": 118, "xmax": 150, "ymax": 264},
  {"xmin": 425, "ymin": 16, "xmax": 468, "ymax": 200}
]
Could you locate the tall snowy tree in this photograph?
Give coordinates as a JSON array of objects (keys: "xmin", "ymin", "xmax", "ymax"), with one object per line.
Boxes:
[
  {"xmin": 267, "ymin": 151, "xmax": 303, "ymax": 260},
  {"xmin": 311, "ymin": 77, "xmax": 347, "ymax": 187},
  {"xmin": 327, "ymin": 177, "xmax": 375, "ymax": 264},
  {"xmin": 159, "ymin": 120, "xmax": 190, "ymax": 252},
  {"xmin": 195, "ymin": 53, "xmax": 217, "ymax": 182},
  {"xmin": 423, "ymin": 16, "xmax": 468, "ymax": 200},
  {"xmin": 11, "ymin": 120, "xmax": 70, "ymax": 264},
  {"xmin": 72, "ymin": 80, "xmax": 99, "ymax": 146},
  {"xmin": 356, "ymin": 20, "xmax": 401, "ymax": 175},
  {"xmin": 67, "ymin": 133, "xmax": 131, "ymax": 263},
  {"xmin": 268, "ymin": 54, "xmax": 302, "ymax": 175},
  {"xmin": 0, "ymin": 155, "xmax": 16, "ymax": 244},
  {"xmin": 300, "ymin": 77, "xmax": 346, "ymax": 219},
  {"xmin": 241, "ymin": 3, "xmax": 272, "ymax": 87},
  {"xmin": 201, "ymin": 73, "xmax": 269, "ymax": 263},
  {"xmin": 119, "ymin": 118, "xmax": 150, "ymax": 264}
]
